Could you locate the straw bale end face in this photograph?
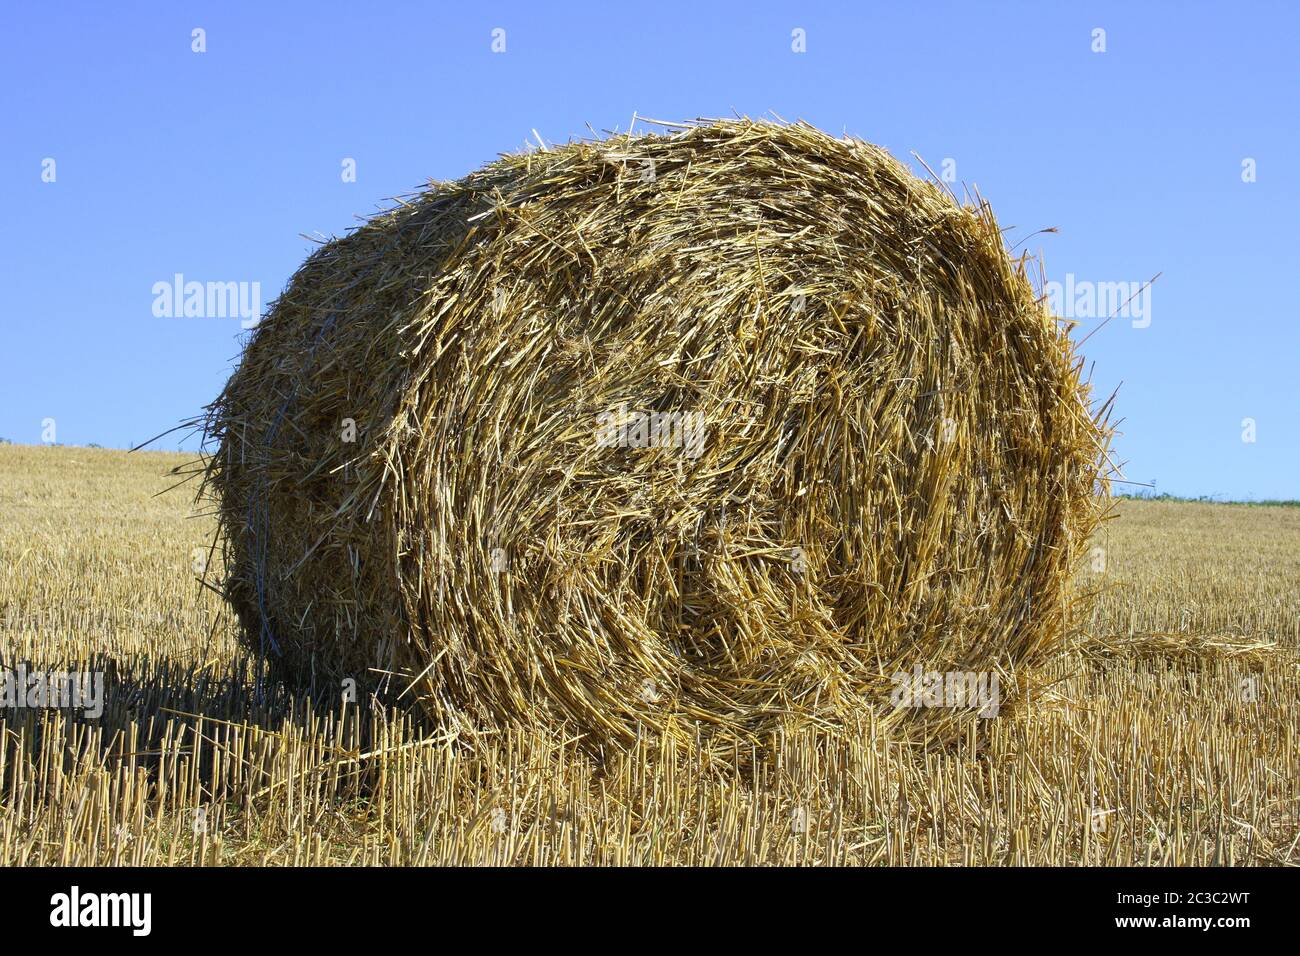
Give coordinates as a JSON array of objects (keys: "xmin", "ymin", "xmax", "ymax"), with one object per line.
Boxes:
[{"xmin": 202, "ymin": 119, "xmax": 1110, "ymax": 754}]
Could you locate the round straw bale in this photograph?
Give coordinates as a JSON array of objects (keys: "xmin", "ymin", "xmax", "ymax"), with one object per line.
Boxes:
[{"xmin": 203, "ymin": 119, "xmax": 1110, "ymax": 752}]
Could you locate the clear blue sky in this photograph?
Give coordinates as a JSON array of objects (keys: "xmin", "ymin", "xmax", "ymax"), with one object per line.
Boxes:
[{"xmin": 2, "ymin": 1, "xmax": 1296, "ymax": 499}]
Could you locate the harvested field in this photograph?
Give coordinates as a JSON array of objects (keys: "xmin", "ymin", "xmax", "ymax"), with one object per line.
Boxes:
[{"xmin": 1, "ymin": 444, "xmax": 1296, "ymax": 865}]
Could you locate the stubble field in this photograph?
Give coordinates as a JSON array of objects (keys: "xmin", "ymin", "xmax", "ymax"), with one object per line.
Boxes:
[{"xmin": 1, "ymin": 444, "xmax": 1296, "ymax": 865}]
